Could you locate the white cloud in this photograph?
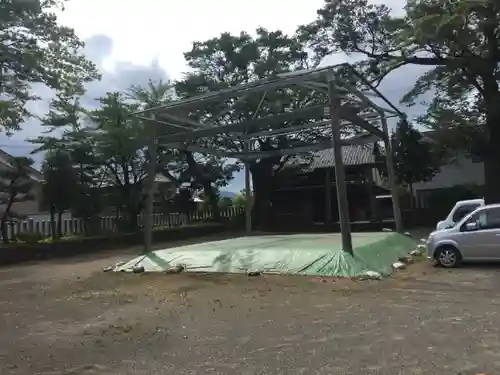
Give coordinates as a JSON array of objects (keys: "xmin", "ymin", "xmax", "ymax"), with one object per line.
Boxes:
[{"xmin": 0, "ymin": 35, "xmax": 169, "ymax": 162}]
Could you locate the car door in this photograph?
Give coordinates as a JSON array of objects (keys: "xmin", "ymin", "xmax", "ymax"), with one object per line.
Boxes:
[{"xmin": 458, "ymin": 207, "xmax": 500, "ymax": 260}]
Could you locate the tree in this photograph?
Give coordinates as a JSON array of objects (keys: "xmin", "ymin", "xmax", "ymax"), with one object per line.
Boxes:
[
  {"xmin": 0, "ymin": 157, "xmax": 36, "ymax": 244},
  {"xmin": 90, "ymin": 92, "xmax": 149, "ymax": 231},
  {"xmin": 219, "ymin": 197, "xmax": 233, "ymax": 210},
  {"xmin": 175, "ymin": 29, "xmax": 325, "ymax": 227},
  {"xmin": 298, "ymin": 0, "xmax": 500, "ymax": 203},
  {"xmin": 182, "ymin": 154, "xmax": 239, "ymax": 221},
  {"xmin": 30, "ymin": 89, "xmax": 103, "ymax": 233},
  {"xmin": 391, "ymin": 120, "xmax": 439, "ymax": 203},
  {"xmin": 41, "ymin": 150, "xmax": 77, "ymax": 238},
  {"xmin": 233, "ymin": 189, "xmax": 251, "ymax": 209},
  {"xmin": 0, "ymin": 0, "xmax": 99, "ymax": 132}
]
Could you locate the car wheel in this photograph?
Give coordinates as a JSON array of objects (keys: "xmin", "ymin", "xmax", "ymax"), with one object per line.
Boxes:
[{"xmin": 436, "ymin": 246, "xmax": 462, "ymax": 268}]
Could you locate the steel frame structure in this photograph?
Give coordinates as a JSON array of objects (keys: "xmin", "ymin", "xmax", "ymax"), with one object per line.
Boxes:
[{"xmin": 132, "ymin": 63, "xmax": 405, "ymax": 254}]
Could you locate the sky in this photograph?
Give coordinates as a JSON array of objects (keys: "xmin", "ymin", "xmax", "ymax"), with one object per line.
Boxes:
[{"xmin": 0, "ymin": 0, "xmax": 429, "ymax": 193}]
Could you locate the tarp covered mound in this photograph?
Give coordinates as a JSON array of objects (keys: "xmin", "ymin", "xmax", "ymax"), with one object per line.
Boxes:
[{"xmin": 115, "ymin": 233, "xmax": 417, "ymax": 278}]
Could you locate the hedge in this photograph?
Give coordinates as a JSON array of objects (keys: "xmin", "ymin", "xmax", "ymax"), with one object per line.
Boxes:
[{"xmin": 0, "ymin": 223, "xmax": 228, "ymax": 266}]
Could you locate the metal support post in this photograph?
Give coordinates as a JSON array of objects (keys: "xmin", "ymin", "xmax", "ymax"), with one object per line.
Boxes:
[
  {"xmin": 244, "ymin": 140, "xmax": 252, "ymax": 235},
  {"xmin": 324, "ymin": 167, "xmax": 333, "ymax": 226},
  {"xmin": 144, "ymin": 115, "xmax": 158, "ymax": 253},
  {"xmin": 327, "ymin": 77, "xmax": 353, "ymax": 254},
  {"xmin": 381, "ymin": 116, "xmax": 403, "ymax": 232}
]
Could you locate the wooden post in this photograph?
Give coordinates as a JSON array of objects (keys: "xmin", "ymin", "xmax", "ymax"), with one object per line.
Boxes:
[
  {"xmin": 366, "ymin": 169, "xmax": 379, "ymax": 221},
  {"xmin": 144, "ymin": 114, "xmax": 158, "ymax": 253},
  {"xmin": 327, "ymin": 77, "xmax": 353, "ymax": 254},
  {"xmin": 381, "ymin": 116, "xmax": 403, "ymax": 232}
]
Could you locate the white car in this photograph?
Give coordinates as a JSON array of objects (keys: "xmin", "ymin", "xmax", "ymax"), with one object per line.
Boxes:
[
  {"xmin": 436, "ymin": 198, "xmax": 484, "ymax": 230},
  {"xmin": 427, "ymin": 203, "xmax": 500, "ymax": 267}
]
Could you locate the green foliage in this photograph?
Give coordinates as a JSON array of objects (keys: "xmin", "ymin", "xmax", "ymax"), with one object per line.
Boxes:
[
  {"xmin": 31, "ymin": 89, "xmax": 102, "ymax": 232},
  {"xmin": 0, "ymin": 0, "xmax": 99, "ymax": 133},
  {"xmin": 16, "ymin": 231, "xmax": 45, "ymax": 244},
  {"xmin": 391, "ymin": 120, "xmax": 440, "ymax": 189},
  {"xmin": 176, "ymin": 29, "xmax": 328, "ymax": 225},
  {"xmin": 233, "ymin": 190, "xmax": 251, "ymax": 208},
  {"xmin": 219, "ymin": 197, "xmax": 233, "ymax": 210},
  {"xmin": 89, "ymin": 92, "xmax": 148, "ymax": 230},
  {"xmin": 41, "ymin": 150, "xmax": 77, "ymax": 214},
  {"xmin": 298, "ymin": 0, "xmax": 500, "ymax": 202},
  {"xmin": 0, "ymin": 156, "xmax": 36, "ymax": 243}
]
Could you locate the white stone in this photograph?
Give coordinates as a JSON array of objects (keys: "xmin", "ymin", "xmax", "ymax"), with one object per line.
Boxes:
[
  {"xmin": 361, "ymin": 270, "xmax": 382, "ymax": 280},
  {"xmin": 398, "ymin": 255, "xmax": 414, "ymax": 264},
  {"xmin": 417, "ymin": 244, "xmax": 426, "ymax": 250},
  {"xmin": 403, "ymin": 232, "xmax": 412, "ymax": 237},
  {"xmin": 132, "ymin": 265, "xmax": 145, "ymax": 274},
  {"xmin": 420, "ymin": 238, "xmax": 426, "ymax": 243},
  {"xmin": 410, "ymin": 249, "xmax": 422, "ymax": 256},
  {"xmin": 392, "ymin": 261, "xmax": 406, "ymax": 270},
  {"xmin": 382, "ymin": 228, "xmax": 393, "ymax": 232}
]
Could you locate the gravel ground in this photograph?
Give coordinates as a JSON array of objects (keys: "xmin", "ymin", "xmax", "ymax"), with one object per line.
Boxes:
[{"xmin": 1, "ymin": 233, "xmax": 499, "ymax": 374}]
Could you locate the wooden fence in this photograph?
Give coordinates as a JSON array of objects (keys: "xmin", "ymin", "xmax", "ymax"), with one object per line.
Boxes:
[{"xmin": 5, "ymin": 207, "xmax": 244, "ymax": 240}]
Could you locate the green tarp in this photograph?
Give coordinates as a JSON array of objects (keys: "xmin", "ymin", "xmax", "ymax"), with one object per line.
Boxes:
[{"xmin": 116, "ymin": 233, "xmax": 417, "ymax": 278}]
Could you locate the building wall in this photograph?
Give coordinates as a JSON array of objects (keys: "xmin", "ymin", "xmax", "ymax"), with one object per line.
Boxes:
[
  {"xmin": 412, "ymin": 154, "xmax": 484, "ymax": 191},
  {"xmin": 11, "ymin": 184, "xmax": 43, "ymax": 217},
  {"xmin": 411, "ymin": 154, "xmax": 484, "ymax": 208}
]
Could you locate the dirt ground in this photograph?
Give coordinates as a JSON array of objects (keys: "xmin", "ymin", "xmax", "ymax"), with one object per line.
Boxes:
[{"xmin": 1, "ymin": 233, "xmax": 500, "ymax": 374}]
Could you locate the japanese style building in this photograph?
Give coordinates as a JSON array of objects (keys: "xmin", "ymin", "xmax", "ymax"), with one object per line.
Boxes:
[{"xmin": 269, "ymin": 140, "xmax": 393, "ymax": 230}]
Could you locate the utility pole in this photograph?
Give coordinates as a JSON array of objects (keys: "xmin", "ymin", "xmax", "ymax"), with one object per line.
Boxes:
[
  {"xmin": 327, "ymin": 75, "xmax": 353, "ymax": 254},
  {"xmin": 144, "ymin": 114, "xmax": 158, "ymax": 253}
]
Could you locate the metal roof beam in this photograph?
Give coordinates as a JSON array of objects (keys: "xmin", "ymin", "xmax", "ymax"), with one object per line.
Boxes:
[
  {"xmin": 135, "ymin": 115, "xmax": 193, "ymax": 131},
  {"xmin": 160, "ymin": 112, "xmax": 208, "ymax": 128},
  {"xmin": 160, "ymin": 132, "xmax": 378, "ymax": 160},
  {"xmin": 157, "ymin": 104, "xmax": 327, "ymax": 143},
  {"xmin": 131, "ymin": 64, "xmax": 349, "ymax": 115}
]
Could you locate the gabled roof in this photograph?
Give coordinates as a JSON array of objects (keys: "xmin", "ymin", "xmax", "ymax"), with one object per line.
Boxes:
[
  {"xmin": 286, "ymin": 143, "xmax": 379, "ymax": 171},
  {"xmin": 0, "ymin": 149, "xmax": 44, "ymax": 182}
]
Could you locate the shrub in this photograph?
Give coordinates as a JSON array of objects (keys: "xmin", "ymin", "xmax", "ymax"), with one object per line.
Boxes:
[{"xmin": 16, "ymin": 232, "xmax": 46, "ymax": 244}]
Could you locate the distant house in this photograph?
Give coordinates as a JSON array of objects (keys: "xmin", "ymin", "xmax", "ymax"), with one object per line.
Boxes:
[
  {"xmin": 0, "ymin": 149, "xmax": 45, "ymax": 218},
  {"xmin": 411, "ymin": 131, "xmax": 484, "ymax": 207},
  {"xmin": 97, "ymin": 172, "xmax": 178, "ymax": 216}
]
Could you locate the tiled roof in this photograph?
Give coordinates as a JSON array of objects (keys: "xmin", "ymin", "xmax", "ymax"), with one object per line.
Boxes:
[{"xmin": 286, "ymin": 143, "xmax": 377, "ymax": 170}]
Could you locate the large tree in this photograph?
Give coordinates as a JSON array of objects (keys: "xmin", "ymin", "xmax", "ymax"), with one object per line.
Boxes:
[
  {"xmin": 299, "ymin": 0, "xmax": 500, "ymax": 203},
  {"xmin": 175, "ymin": 29, "xmax": 326, "ymax": 226},
  {"xmin": 0, "ymin": 0, "xmax": 99, "ymax": 133},
  {"xmin": 391, "ymin": 120, "xmax": 440, "ymax": 202},
  {"xmin": 41, "ymin": 150, "xmax": 77, "ymax": 238},
  {"xmin": 30, "ymin": 89, "xmax": 103, "ymax": 233},
  {"xmin": 90, "ymin": 92, "xmax": 149, "ymax": 231}
]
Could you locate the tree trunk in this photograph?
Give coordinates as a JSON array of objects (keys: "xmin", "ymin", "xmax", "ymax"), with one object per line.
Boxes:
[
  {"xmin": 1, "ymin": 218, "xmax": 9, "ymax": 245},
  {"xmin": 250, "ymin": 163, "xmax": 273, "ymax": 229},
  {"xmin": 408, "ymin": 182, "xmax": 414, "ymax": 209},
  {"xmin": 203, "ymin": 182, "xmax": 220, "ymax": 221},
  {"xmin": 57, "ymin": 211, "xmax": 63, "ymax": 238},
  {"xmin": 127, "ymin": 206, "xmax": 139, "ymax": 232},
  {"xmin": 1, "ymin": 195, "xmax": 15, "ymax": 244},
  {"xmin": 484, "ymin": 94, "xmax": 500, "ymax": 204},
  {"xmin": 49, "ymin": 205, "xmax": 56, "ymax": 239}
]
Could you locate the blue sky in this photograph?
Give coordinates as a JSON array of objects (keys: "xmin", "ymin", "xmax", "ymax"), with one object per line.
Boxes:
[{"xmin": 1, "ymin": 0, "xmax": 428, "ymax": 193}]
